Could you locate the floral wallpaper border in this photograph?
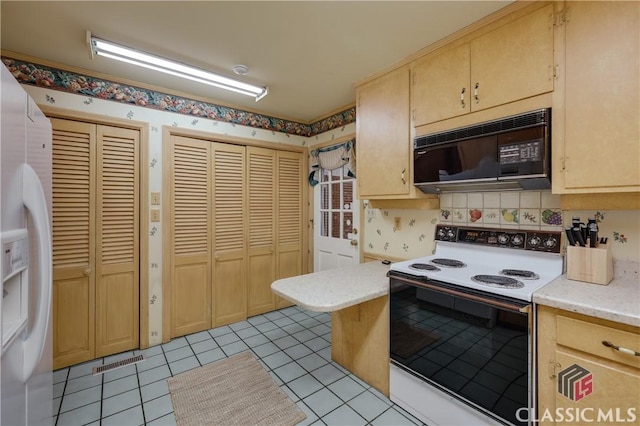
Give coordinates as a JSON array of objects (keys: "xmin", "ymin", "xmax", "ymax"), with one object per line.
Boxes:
[{"xmin": 1, "ymin": 57, "xmax": 356, "ymax": 137}]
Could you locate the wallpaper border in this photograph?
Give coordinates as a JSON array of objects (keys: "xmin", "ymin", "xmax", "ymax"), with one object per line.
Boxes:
[{"xmin": 1, "ymin": 56, "xmax": 356, "ymax": 137}]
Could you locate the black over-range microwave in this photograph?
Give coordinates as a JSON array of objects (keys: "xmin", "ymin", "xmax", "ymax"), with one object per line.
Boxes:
[{"xmin": 414, "ymin": 108, "xmax": 551, "ymax": 193}]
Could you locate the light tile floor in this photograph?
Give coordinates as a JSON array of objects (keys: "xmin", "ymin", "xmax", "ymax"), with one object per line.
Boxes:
[{"xmin": 53, "ymin": 306, "xmax": 426, "ymax": 425}]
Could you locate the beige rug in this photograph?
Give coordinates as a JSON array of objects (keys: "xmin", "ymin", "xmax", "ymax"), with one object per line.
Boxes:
[{"xmin": 167, "ymin": 351, "xmax": 306, "ymax": 426}]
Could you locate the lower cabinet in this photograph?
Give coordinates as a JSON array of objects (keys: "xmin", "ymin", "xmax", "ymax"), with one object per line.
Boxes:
[{"xmin": 537, "ymin": 305, "xmax": 640, "ymax": 425}]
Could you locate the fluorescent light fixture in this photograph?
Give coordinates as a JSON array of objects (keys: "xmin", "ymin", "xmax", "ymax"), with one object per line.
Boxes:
[{"xmin": 87, "ymin": 31, "xmax": 268, "ymax": 101}]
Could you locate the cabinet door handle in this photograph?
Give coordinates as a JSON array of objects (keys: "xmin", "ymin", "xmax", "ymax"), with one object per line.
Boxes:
[
  {"xmin": 460, "ymin": 87, "xmax": 466, "ymax": 108},
  {"xmin": 474, "ymin": 82, "xmax": 480, "ymax": 103},
  {"xmin": 602, "ymin": 340, "xmax": 640, "ymax": 356},
  {"xmin": 401, "ymin": 168, "xmax": 406, "ymax": 185}
]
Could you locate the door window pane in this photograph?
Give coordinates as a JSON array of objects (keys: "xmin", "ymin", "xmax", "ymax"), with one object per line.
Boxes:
[
  {"xmin": 331, "ymin": 212, "xmax": 341, "ymax": 238},
  {"xmin": 321, "ymin": 184, "xmax": 329, "ymax": 209},
  {"xmin": 331, "ymin": 183, "xmax": 341, "ymax": 209},
  {"xmin": 321, "ymin": 211, "xmax": 329, "ymax": 237},
  {"xmin": 343, "ymin": 212, "xmax": 353, "ymax": 239}
]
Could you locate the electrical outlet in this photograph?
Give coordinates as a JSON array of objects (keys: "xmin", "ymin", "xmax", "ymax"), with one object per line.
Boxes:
[
  {"xmin": 151, "ymin": 209, "xmax": 160, "ymax": 222},
  {"xmin": 367, "ymin": 209, "xmax": 376, "ymax": 219},
  {"xmin": 394, "ymin": 217, "xmax": 401, "ymax": 230},
  {"xmin": 151, "ymin": 192, "xmax": 161, "ymax": 205}
]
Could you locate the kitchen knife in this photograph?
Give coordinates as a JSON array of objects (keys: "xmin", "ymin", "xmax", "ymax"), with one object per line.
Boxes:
[
  {"xmin": 572, "ymin": 226, "xmax": 586, "ymax": 247},
  {"xmin": 565, "ymin": 226, "xmax": 576, "ymax": 246}
]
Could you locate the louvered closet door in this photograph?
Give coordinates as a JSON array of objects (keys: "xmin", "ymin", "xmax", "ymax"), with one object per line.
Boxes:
[
  {"xmin": 169, "ymin": 136, "xmax": 212, "ymax": 337},
  {"xmin": 275, "ymin": 151, "xmax": 304, "ymax": 309},
  {"xmin": 246, "ymin": 147, "xmax": 276, "ymax": 316},
  {"xmin": 212, "ymin": 142, "xmax": 247, "ymax": 326},
  {"xmin": 51, "ymin": 119, "xmax": 96, "ymax": 369},
  {"xmin": 95, "ymin": 126, "xmax": 140, "ymax": 356}
]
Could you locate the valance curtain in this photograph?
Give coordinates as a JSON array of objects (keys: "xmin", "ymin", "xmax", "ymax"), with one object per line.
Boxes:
[{"xmin": 308, "ymin": 140, "xmax": 356, "ymax": 186}]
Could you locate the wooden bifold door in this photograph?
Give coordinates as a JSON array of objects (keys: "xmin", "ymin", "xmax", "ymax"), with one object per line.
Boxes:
[
  {"xmin": 51, "ymin": 118, "xmax": 140, "ymax": 369},
  {"xmin": 167, "ymin": 136, "xmax": 303, "ymax": 339}
]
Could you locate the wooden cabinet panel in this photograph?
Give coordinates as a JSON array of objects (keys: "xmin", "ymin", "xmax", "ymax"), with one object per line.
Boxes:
[
  {"xmin": 470, "ymin": 4, "xmax": 554, "ymax": 112},
  {"xmin": 52, "ymin": 276, "xmax": 93, "ymax": 370},
  {"xmin": 356, "ymin": 67, "xmax": 411, "ymax": 198},
  {"xmin": 554, "ymin": 1, "xmax": 640, "ymax": 193},
  {"xmin": 332, "ymin": 296, "xmax": 389, "ymax": 396},
  {"xmin": 413, "ymin": 44, "xmax": 470, "ymax": 126},
  {"xmin": 537, "ymin": 306, "xmax": 640, "ymax": 425},
  {"xmin": 411, "ymin": 3, "xmax": 554, "ymax": 128},
  {"xmin": 173, "ymin": 258, "xmax": 210, "ymax": 336}
]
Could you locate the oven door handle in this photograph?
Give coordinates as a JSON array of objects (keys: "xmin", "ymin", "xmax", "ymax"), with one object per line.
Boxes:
[
  {"xmin": 519, "ymin": 304, "xmax": 531, "ymax": 314},
  {"xmin": 391, "ymin": 274, "xmax": 529, "ymax": 313}
]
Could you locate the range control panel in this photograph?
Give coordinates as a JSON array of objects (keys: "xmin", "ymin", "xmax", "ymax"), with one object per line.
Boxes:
[{"xmin": 435, "ymin": 225, "xmax": 562, "ymax": 254}]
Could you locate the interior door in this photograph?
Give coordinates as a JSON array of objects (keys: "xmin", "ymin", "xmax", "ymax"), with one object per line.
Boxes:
[
  {"xmin": 51, "ymin": 119, "xmax": 96, "ymax": 369},
  {"xmin": 51, "ymin": 118, "xmax": 140, "ymax": 368},
  {"xmin": 314, "ymin": 164, "xmax": 360, "ymax": 271},
  {"xmin": 95, "ymin": 125, "xmax": 140, "ymax": 357},
  {"xmin": 169, "ymin": 136, "xmax": 212, "ymax": 337},
  {"xmin": 275, "ymin": 150, "xmax": 304, "ymax": 309},
  {"xmin": 246, "ymin": 146, "xmax": 276, "ymax": 316},
  {"xmin": 212, "ymin": 142, "xmax": 247, "ymax": 326}
]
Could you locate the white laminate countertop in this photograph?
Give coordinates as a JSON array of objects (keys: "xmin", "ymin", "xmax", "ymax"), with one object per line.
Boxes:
[
  {"xmin": 533, "ymin": 259, "xmax": 640, "ymax": 327},
  {"xmin": 271, "ymin": 261, "xmax": 390, "ymax": 312}
]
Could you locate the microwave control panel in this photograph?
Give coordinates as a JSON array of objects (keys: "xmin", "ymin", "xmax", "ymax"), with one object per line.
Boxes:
[{"xmin": 499, "ymin": 138, "xmax": 543, "ymax": 164}]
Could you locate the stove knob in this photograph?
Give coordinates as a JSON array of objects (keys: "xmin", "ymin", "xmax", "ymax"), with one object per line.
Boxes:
[
  {"xmin": 436, "ymin": 228, "xmax": 447, "ymax": 240},
  {"xmin": 498, "ymin": 233, "xmax": 509, "ymax": 245},
  {"xmin": 544, "ymin": 236, "xmax": 558, "ymax": 249},
  {"xmin": 447, "ymin": 229, "xmax": 456, "ymax": 240},
  {"xmin": 528, "ymin": 235, "xmax": 542, "ymax": 248},
  {"xmin": 511, "ymin": 234, "xmax": 524, "ymax": 246}
]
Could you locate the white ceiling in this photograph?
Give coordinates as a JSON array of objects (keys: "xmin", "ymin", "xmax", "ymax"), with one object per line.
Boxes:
[{"xmin": 1, "ymin": 1, "xmax": 512, "ymax": 123}]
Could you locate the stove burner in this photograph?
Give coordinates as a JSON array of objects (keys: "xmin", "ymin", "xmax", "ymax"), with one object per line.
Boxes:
[
  {"xmin": 430, "ymin": 258, "xmax": 466, "ymax": 268},
  {"xmin": 409, "ymin": 263, "xmax": 441, "ymax": 272},
  {"xmin": 500, "ymin": 269, "xmax": 539, "ymax": 280},
  {"xmin": 471, "ymin": 274, "xmax": 525, "ymax": 289}
]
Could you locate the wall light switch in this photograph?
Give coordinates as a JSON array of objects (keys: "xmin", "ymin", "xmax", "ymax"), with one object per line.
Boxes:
[
  {"xmin": 394, "ymin": 217, "xmax": 401, "ymax": 230},
  {"xmin": 151, "ymin": 192, "xmax": 161, "ymax": 205},
  {"xmin": 151, "ymin": 209, "xmax": 160, "ymax": 222}
]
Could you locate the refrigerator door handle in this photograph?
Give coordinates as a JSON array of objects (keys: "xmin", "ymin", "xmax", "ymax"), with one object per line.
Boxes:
[{"xmin": 21, "ymin": 164, "xmax": 52, "ymax": 382}]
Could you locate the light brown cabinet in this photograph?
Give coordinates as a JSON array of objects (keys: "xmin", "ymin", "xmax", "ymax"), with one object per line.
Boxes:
[
  {"xmin": 412, "ymin": 3, "xmax": 554, "ymax": 127},
  {"xmin": 356, "ymin": 66, "xmax": 413, "ymax": 199},
  {"xmin": 552, "ymin": 1, "xmax": 640, "ymax": 194},
  {"xmin": 537, "ymin": 305, "xmax": 640, "ymax": 425}
]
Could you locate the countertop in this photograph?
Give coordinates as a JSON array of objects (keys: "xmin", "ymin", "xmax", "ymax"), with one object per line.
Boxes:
[
  {"xmin": 533, "ymin": 259, "xmax": 640, "ymax": 327},
  {"xmin": 271, "ymin": 261, "xmax": 390, "ymax": 312}
]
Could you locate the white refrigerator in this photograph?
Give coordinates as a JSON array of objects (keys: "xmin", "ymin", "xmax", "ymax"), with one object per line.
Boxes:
[{"xmin": 1, "ymin": 63, "xmax": 53, "ymax": 425}]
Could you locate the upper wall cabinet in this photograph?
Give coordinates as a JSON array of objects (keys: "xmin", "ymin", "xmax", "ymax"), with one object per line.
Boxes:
[
  {"xmin": 412, "ymin": 3, "xmax": 555, "ymax": 127},
  {"xmin": 552, "ymin": 1, "xmax": 639, "ymax": 194},
  {"xmin": 356, "ymin": 66, "xmax": 413, "ymax": 199}
]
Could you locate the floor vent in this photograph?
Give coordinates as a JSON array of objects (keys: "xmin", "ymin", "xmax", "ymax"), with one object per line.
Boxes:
[{"xmin": 92, "ymin": 354, "xmax": 145, "ymax": 375}]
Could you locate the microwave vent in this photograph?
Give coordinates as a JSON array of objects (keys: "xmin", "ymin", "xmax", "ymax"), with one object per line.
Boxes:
[{"xmin": 414, "ymin": 108, "xmax": 549, "ymax": 149}]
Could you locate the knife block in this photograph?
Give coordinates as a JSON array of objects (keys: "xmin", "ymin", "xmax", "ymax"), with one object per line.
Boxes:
[{"xmin": 566, "ymin": 243, "xmax": 613, "ymax": 285}]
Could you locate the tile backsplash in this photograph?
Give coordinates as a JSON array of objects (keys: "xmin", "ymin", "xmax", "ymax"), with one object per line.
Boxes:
[
  {"xmin": 363, "ymin": 191, "xmax": 639, "ymax": 262},
  {"xmin": 439, "ymin": 191, "xmax": 562, "ymax": 230}
]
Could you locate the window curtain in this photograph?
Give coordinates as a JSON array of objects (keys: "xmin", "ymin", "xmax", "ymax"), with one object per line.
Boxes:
[{"xmin": 308, "ymin": 140, "xmax": 356, "ymax": 186}]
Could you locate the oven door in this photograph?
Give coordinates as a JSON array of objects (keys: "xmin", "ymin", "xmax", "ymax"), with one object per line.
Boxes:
[{"xmin": 390, "ymin": 273, "xmax": 531, "ymax": 426}]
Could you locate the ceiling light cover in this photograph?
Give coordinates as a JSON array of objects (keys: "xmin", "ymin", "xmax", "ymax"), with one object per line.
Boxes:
[{"xmin": 88, "ymin": 32, "xmax": 268, "ymax": 101}]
